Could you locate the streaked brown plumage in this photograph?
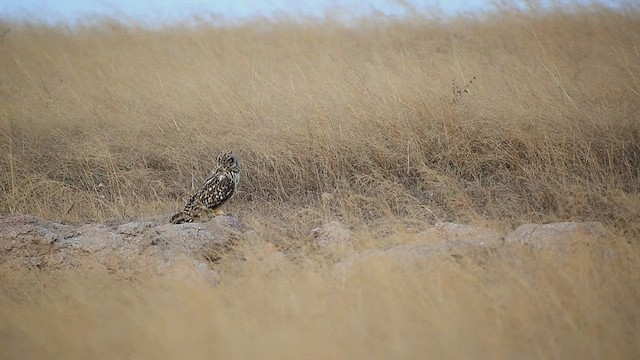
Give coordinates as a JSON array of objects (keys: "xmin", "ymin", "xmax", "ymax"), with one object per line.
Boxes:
[{"xmin": 170, "ymin": 151, "xmax": 240, "ymax": 224}]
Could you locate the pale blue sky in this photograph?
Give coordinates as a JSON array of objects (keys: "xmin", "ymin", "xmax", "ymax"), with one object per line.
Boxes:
[{"xmin": 0, "ymin": 0, "xmax": 626, "ymax": 25}]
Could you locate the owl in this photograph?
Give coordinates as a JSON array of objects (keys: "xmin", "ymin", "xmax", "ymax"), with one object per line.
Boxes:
[{"xmin": 170, "ymin": 151, "xmax": 240, "ymax": 224}]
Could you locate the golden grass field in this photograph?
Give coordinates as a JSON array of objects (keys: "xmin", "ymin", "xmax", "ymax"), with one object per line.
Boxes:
[{"xmin": 1, "ymin": 4, "xmax": 640, "ymax": 359}]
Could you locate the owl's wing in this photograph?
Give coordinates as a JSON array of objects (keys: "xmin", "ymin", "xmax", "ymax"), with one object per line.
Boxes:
[{"xmin": 196, "ymin": 173, "xmax": 236, "ymax": 210}]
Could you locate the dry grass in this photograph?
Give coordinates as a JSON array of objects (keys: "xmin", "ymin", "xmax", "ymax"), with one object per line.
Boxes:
[
  {"xmin": 1, "ymin": 239, "xmax": 639, "ymax": 359},
  {"xmin": 1, "ymin": 4, "xmax": 639, "ymax": 359}
]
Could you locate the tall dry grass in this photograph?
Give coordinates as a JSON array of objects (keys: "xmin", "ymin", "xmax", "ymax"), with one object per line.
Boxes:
[
  {"xmin": 1, "ymin": 5, "xmax": 639, "ymax": 359},
  {"xmin": 1, "ymin": 238, "xmax": 639, "ymax": 359},
  {"xmin": 1, "ymin": 6, "xmax": 638, "ymax": 234}
]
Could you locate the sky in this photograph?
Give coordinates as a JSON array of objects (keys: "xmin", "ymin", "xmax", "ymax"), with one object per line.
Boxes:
[{"xmin": 0, "ymin": 0, "xmax": 626, "ymax": 25}]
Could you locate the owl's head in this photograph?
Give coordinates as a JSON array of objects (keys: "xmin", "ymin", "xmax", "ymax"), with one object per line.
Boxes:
[{"xmin": 216, "ymin": 150, "xmax": 240, "ymax": 172}]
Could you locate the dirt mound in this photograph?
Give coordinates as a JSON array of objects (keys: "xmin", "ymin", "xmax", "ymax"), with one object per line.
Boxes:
[
  {"xmin": 1, "ymin": 215, "xmax": 616, "ymax": 283},
  {"xmin": 328, "ymin": 221, "xmax": 615, "ymax": 275},
  {"xmin": 0, "ymin": 215, "xmax": 246, "ymax": 284}
]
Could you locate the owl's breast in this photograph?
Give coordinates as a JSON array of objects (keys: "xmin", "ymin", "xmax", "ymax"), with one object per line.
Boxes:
[{"xmin": 231, "ymin": 171, "xmax": 240, "ymax": 187}]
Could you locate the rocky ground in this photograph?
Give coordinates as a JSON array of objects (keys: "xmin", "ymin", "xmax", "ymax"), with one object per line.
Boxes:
[{"xmin": 0, "ymin": 215, "xmax": 615, "ymax": 284}]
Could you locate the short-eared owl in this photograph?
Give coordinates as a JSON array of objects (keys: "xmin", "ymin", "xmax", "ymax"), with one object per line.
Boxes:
[{"xmin": 170, "ymin": 151, "xmax": 240, "ymax": 224}]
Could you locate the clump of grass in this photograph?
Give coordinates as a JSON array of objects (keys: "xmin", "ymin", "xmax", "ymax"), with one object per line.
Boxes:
[{"xmin": 451, "ymin": 76, "xmax": 476, "ymax": 104}]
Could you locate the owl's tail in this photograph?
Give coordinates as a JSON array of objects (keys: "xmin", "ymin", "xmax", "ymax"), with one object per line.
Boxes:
[{"xmin": 170, "ymin": 211, "xmax": 191, "ymax": 224}]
